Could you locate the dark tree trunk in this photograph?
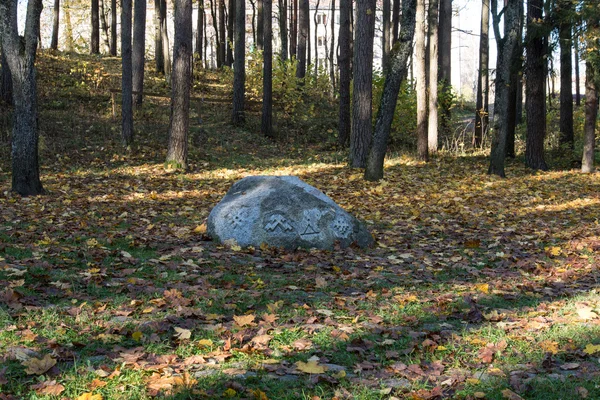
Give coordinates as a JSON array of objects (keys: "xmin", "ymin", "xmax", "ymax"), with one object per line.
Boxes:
[
  {"xmin": 382, "ymin": 0, "xmax": 390, "ymax": 69},
  {"xmin": 290, "ymin": 0, "xmax": 297, "ymax": 57},
  {"xmin": 91, "ymin": 0, "xmax": 100, "ymax": 53},
  {"xmin": 210, "ymin": 0, "xmax": 220, "ymax": 65},
  {"xmin": 328, "ymin": 0, "xmax": 335, "ymax": 96},
  {"xmin": 350, "ymin": 0, "xmax": 376, "ymax": 168},
  {"xmin": 110, "ymin": 0, "xmax": 117, "ymax": 55},
  {"xmin": 122, "ymin": 0, "xmax": 134, "ymax": 145},
  {"xmin": 262, "ymin": 0, "xmax": 273, "ymax": 137},
  {"xmin": 525, "ymin": 0, "xmax": 548, "ymax": 171},
  {"xmin": 166, "ymin": 0, "xmax": 192, "ymax": 170},
  {"xmin": 438, "ymin": 0, "xmax": 452, "ymax": 138},
  {"xmin": 219, "ymin": 0, "xmax": 226, "ymax": 66},
  {"xmin": 428, "ymin": 0, "xmax": 439, "ymax": 154},
  {"xmin": 100, "ymin": 0, "xmax": 111, "ymax": 52},
  {"xmin": 155, "ymin": 0, "xmax": 164, "ymax": 73},
  {"xmin": 0, "ymin": 0, "xmax": 45, "ymax": 195},
  {"xmin": 51, "ymin": 0, "xmax": 60, "ymax": 50},
  {"xmin": 232, "ymin": 0, "xmax": 245, "ymax": 124},
  {"xmin": 296, "ymin": 0, "xmax": 308, "ymax": 79},
  {"xmin": 365, "ymin": 0, "xmax": 416, "ymax": 181},
  {"xmin": 0, "ymin": 48, "xmax": 13, "ymax": 105},
  {"xmin": 505, "ymin": 6, "xmax": 523, "ymax": 158},
  {"xmin": 392, "ymin": 0, "xmax": 400, "ymax": 43},
  {"xmin": 313, "ymin": 0, "xmax": 320, "ymax": 76},
  {"xmin": 226, "ymin": 0, "xmax": 234, "ymax": 66},
  {"xmin": 133, "ymin": 0, "xmax": 147, "ymax": 106},
  {"xmin": 574, "ymin": 31, "xmax": 580, "ymax": 106},
  {"xmin": 257, "ymin": 0, "xmax": 264, "ymax": 50},
  {"xmin": 279, "ymin": 0, "xmax": 288, "ymax": 60},
  {"xmin": 582, "ymin": 59, "xmax": 597, "ymax": 173},
  {"xmin": 338, "ymin": 0, "xmax": 350, "ymax": 147},
  {"xmin": 250, "ymin": 0, "xmax": 256, "ymax": 46},
  {"xmin": 415, "ymin": 0, "xmax": 428, "ymax": 161},
  {"xmin": 306, "ymin": 0, "xmax": 310, "ymax": 68},
  {"xmin": 196, "ymin": 1, "xmax": 204, "ymax": 60},
  {"xmin": 558, "ymin": 0, "xmax": 573, "ymax": 148},
  {"xmin": 488, "ymin": 0, "xmax": 522, "ymax": 177},
  {"xmin": 474, "ymin": 0, "xmax": 489, "ymax": 147},
  {"xmin": 64, "ymin": 0, "xmax": 74, "ymax": 51}
]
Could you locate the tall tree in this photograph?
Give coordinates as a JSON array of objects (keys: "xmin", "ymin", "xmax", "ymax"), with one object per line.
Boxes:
[
  {"xmin": 262, "ymin": 0, "xmax": 273, "ymax": 137},
  {"xmin": 313, "ymin": 0, "xmax": 320, "ymax": 76},
  {"xmin": 474, "ymin": 0, "xmax": 489, "ymax": 147},
  {"xmin": 218, "ymin": 0, "xmax": 226, "ymax": 66},
  {"xmin": 279, "ymin": 0, "xmax": 288, "ymax": 60},
  {"xmin": 392, "ymin": 0, "xmax": 400, "ymax": 43},
  {"xmin": 505, "ymin": 3, "xmax": 523, "ymax": 158},
  {"xmin": 110, "ymin": 0, "xmax": 117, "ymax": 55},
  {"xmin": 582, "ymin": 8, "xmax": 598, "ymax": 173},
  {"xmin": 232, "ymin": 0, "xmax": 245, "ymax": 124},
  {"xmin": 296, "ymin": 0, "xmax": 308, "ymax": 78},
  {"xmin": 574, "ymin": 30, "xmax": 581, "ymax": 106},
  {"xmin": 226, "ymin": 0, "xmax": 234, "ymax": 66},
  {"xmin": 51, "ymin": 0, "xmax": 59, "ymax": 50},
  {"xmin": 488, "ymin": 0, "xmax": 523, "ymax": 177},
  {"xmin": 154, "ymin": 0, "xmax": 164, "ymax": 73},
  {"xmin": 428, "ymin": 0, "xmax": 439, "ymax": 154},
  {"xmin": 0, "ymin": 47, "xmax": 13, "ymax": 105},
  {"xmin": 166, "ymin": 0, "xmax": 192, "ymax": 169},
  {"xmin": 382, "ymin": 0, "xmax": 390, "ymax": 69},
  {"xmin": 525, "ymin": 0, "xmax": 548, "ymax": 171},
  {"xmin": 91, "ymin": 0, "xmax": 100, "ymax": 53},
  {"xmin": 0, "ymin": 0, "xmax": 44, "ymax": 195},
  {"xmin": 350, "ymin": 0, "xmax": 376, "ymax": 168},
  {"xmin": 415, "ymin": 0, "xmax": 428, "ymax": 161},
  {"xmin": 210, "ymin": 0, "xmax": 220, "ymax": 65},
  {"xmin": 132, "ymin": 0, "xmax": 147, "ymax": 106},
  {"xmin": 249, "ymin": 0, "xmax": 256, "ymax": 45},
  {"xmin": 290, "ymin": 0, "xmax": 297, "ymax": 57},
  {"xmin": 64, "ymin": 0, "xmax": 74, "ymax": 52},
  {"xmin": 328, "ymin": 0, "xmax": 335, "ymax": 96},
  {"xmin": 438, "ymin": 0, "xmax": 452, "ymax": 138},
  {"xmin": 122, "ymin": 0, "xmax": 134, "ymax": 145},
  {"xmin": 100, "ymin": 0, "xmax": 111, "ymax": 52},
  {"xmin": 558, "ymin": 0, "xmax": 574, "ymax": 148},
  {"xmin": 365, "ymin": 0, "xmax": 417, "ymax": 181},
  {"xmin": 196, "ymin": 1, "xmax": 204, "ymax": 61},
  {"xmin": 338, "ymin": 0, "xmax": 350, "ymax": 146},
  {"xmin": 257, "ymin": 0, "xmax": 264, "ymax": 50}
]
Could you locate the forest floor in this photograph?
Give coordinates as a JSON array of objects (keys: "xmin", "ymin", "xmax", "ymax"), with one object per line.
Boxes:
[{"xmin": 0, "ymin": 52, "xmax": 600, "ymax": 400}]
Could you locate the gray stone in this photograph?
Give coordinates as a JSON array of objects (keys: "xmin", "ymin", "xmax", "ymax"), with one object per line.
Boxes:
[{"xmin": 207, "ymin": 176, "xmax": 374, "ymax": 250}]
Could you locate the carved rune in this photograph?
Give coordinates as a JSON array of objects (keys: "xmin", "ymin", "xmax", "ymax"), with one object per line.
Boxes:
[
  {"xmin": 265, "ymin": 214, "xmax": 294, "ymax": 232},
  {"xmin": 301, "ymin": 223, "xmax": 320, "ymax": 236},
  {"xmin": 332, "ymin": 218, "xmax": 350, "ymax": 237}
]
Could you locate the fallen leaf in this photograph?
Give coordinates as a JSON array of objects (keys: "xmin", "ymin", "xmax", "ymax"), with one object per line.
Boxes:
[
  {"xmin": 295, "ymin": 360, "xmax": 328, "ymax": 374},
  {"xmin": 76, "ymin": 393, "xmax": 103, "ymax": 400},
  {"xmin": 584, "ymin": 344, "xmax": 600, "ymax": 355},
  {"xmin": 577, "ymin": 307, "xmax": 598, "ymax": 320},
  {"xmin": 576, "ymin": 386, "xmax": 589, "ymax": 399},
  {"xmin": 233, "ymin": 314, "xmax": 255, "ymax": 327},
  {"xmin": 501, "ymin": 389, "xmax": 523, "ymax": 400},
  {"xmin": 21, "ymin": 354, "xmax": 57, "ymax": 375},
  {"xmin": 475, "ymin": 283, "xmax": 489, "ymax": 294},
  {"xmin": 173, "ymin": 327, "xmax": 192, "ymax": 340},
  {"xmin": 315, "ymin": 276, "xmax": 328, "ymax": 288},
  {"xmin": 30, "ymin": 380, "xmax": 65, "ymax": 395},
  {"xmin": 560, "ymin": 362, "xmax": 580, "ymax": 370}
]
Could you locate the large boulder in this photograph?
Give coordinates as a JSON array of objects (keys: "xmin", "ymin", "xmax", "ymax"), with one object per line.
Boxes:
[{"xmin": 207, "ymin": 176, "xmax": 373, "ymax": 250}]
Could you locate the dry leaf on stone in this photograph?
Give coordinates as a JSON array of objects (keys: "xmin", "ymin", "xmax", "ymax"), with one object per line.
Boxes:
[
  {"xmin": 21, "ymin": 354, "xmax": 57, "ymax": 375},
  {"xmin": 295, "ymin": 360, "xmax": 328, "ymax": 374}
]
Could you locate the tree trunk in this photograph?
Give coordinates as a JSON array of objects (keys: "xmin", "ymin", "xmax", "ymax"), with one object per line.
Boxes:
[
  {"xmin": 438, "ymin": 0, "xmax": 452, "ymax": 138},
  {"xmin": 250, "ymin": 0, "xmax": 256, "ymax": 46},
  {"xmin": 257, "ymin": 0, "xmax": 264, "ymax": 50},
  {"xmin": 574, "ymin": 31, "xmax": 580, "ymax": 106},
  {"xmin": 365, "ymin": 0, "xmax": 416, "ymax": 181},
  {"xmin": 110, "ymin": 0, "xmax": 117, "ymax": 55},
  {"xmin": 350, "ymin": 0, "xmax": 376, "ymax": 168},
  {"xmin": 161, "ymin": 0, "xmax": 171, "ymax": 79},
  {"xmin": 328, "ymin": 0, "xmax": 335, "ymax": 96},
  {"xmin": 313, "ymin": 0, "xmax": 320, "ymax": 76},
  {"xmin": 306, "ymin": 0, "xmax": 310, "ymax": 68},
  {"xmin": 382, "ymin": 0, "xmax": 390, "ymax": 70},
  {"xmin": 428, "ymin": 0, "xmax": 439, "ymax": 154},
  {"xmin": 204, "ymin": 5, "xmax": 209, "ymax": 67},
  {"xmin": 133, "ymin": 0, "xmax": 147, "ymax": 107},
  {"xmin": 279, "ymin": 0, "xmax": 288, "ymax": 60},
  {"xmin": 166, "ymin": 0, "xmax": 192, "ymax": 170},
  {"xmin": 226, "ymin": 0, "xmax": 234, "ymax": 66},
  {"xmin": 415, "ymin": 0, "xmax": 428, "ymax": 161},
  {"xmin": 122, "ymin": 0, "xmax": 134, "ymax": 145},
  {"xmin": 488, "ymin": 0, "xmax": 522, "ymax": 177},
  {"xmin": 0, "ymin": 0, "xmax": 45, "ymax": 195},
  {"xmin": 51, "ymin": 0, "xmax": 60, "ymax": 50},
  {"xmin": 525, "ymin": 0, "xmax": 548, "ymax": 171},
  {"xmin": 290, "ymin": 0, "xmax": 297, "ymax": 58},
  {"xmin": 210, "ymin": 0, "xmax": 219, "ymax": 65},
  {"xmin": 505, "ymin": 5, "xmax": 523, "ymax": 158},
  {"xmin": 296, "ymin": 0, "xmax": 308, "ymax": 79},
  {"xmin": 582, "ymin": 59, "xmax": 597, "ymax": 173},
  {"xmin": 196, "ymin": 1, "xmax": 204, "ymax": 60},
  {"xmin": 91, "ymin": 0, "xmax": 100, "ymax": 54},
  {"xmin": 64, "ymin": 0, "xmax": 74, "ymax": 52},
  {"xmin": 219, "ymin": 0, "xmax": 226, "ymax": 66},
  {"xmin": 0, "ymin": 48, "xmax": 13, "ymax": 105},
  {"xmin": 232, "ymin": 0, "xmax": 245, "ymax": 124},
  {"xmin": 262, "ymin": 0, "xmax": 273, "ymax": 137},
  {"xmin": 474, "ymin": 0, "xmax": 489, "ymax": 147},
  {"xmin": 155, "ymin": 0, "xmax": 164, "ymax": 73},
  {"xmin": 100, "ymin": 0, "xmax": 111, "ymax": 52},
  {"xmin": 338, "ymin": 0, "xmax": 350, "ymax": 147},
  {"xmin": 558, "ymin": 0, "xmax": 573, "ymax": 148},
  {"xmin": 392, "ymin": 0, "xmax": 400, "ymax": 43}
]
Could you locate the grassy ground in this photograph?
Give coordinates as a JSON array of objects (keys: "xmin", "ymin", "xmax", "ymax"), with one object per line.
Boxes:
[{"xmin": 1, "ymin": 52, "xmax": 600, "ymax": 400}]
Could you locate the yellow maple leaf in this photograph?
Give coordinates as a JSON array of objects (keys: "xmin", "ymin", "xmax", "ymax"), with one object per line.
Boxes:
[
  {"xmin": 539, "ymin": 340, "xmax": 559, "ymax": 354},
  {"xmin": 22, "ymin": 354, "xmax": 57, "ymax": 375},
  {"xmin": 233, "ymin": 314, "xmax": 256, "ymax": 327},
  {"xmin": 131, "ymin": 331, "xmax": 143, "ymax": 342},
  {"xmin": 223, "ymin": 388, "xmax": 237, "ymax": 397},
  {"xmin": 76, "ymin": 393, "xmax": 103, "ymax": 400},
  {"xmin": 584, "ymin": 344, "xmax": 600, "ymax": 355},
  {"xmin": 194, "ymin": 223, "xmax": 207, "ymax": 234},
  {"xmin": 295, "ymin": 360, "xmax": 328, "ymax": 374},
  {"xmin": 197, "ymin": 339, "xmax": 214, "ymax": 348},
  {"xmin": 475, "ymin": 283, "xmax": 489, "ymax": 294}
]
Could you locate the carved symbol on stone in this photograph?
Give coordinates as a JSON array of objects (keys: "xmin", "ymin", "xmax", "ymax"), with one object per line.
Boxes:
[
  {"xmin": 301, "ymin": 223, "xmax": 320, "ymax": 236},
  {"xmin": 228, "ymin": 213, "xmax": 244, "ymax": 228},
  {"xmin": 332, "ymin": 218, "xmax": 350, "ymax": 238},
  {"xmin": 265, "ymin": 214, "xmax": 294, "ymax": 232}
]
